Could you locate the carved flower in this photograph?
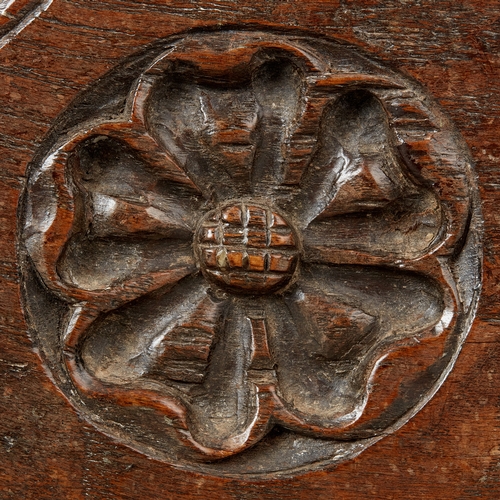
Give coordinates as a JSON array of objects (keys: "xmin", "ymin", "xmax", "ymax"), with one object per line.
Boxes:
[{"xmin": 24, "ymin": 37, "xmax": 461, "ymax": 460}]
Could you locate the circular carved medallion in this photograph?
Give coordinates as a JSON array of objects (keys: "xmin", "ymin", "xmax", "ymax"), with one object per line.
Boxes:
[{"xmin": 18, "ymin": 29, "xmax": 482, "ymax": 477}]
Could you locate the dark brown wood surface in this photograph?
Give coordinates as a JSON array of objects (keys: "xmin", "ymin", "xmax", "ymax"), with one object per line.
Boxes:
[{"xmin": 1, "ymin": 1, "xmax": 499, "ymax": 498}]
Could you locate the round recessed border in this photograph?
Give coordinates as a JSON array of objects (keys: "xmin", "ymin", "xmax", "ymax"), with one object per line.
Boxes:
[{"xmin": 17, "ymin": 26, "xmax": 483, "ymax": 479}]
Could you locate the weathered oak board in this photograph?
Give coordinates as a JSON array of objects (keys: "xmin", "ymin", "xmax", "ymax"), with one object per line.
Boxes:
[{"xmin": 1, "ymin": 1, "xmax": 499, "ymax": 498}]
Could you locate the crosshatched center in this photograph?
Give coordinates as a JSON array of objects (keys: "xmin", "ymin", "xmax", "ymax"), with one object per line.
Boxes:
[{"xmin": 195, "ymin": 202, "xmax": 299, "ymax": 294}]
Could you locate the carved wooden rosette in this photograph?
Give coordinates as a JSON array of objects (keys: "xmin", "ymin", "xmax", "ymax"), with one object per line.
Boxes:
[{"xmin": 19, "ymin": 30, "xmax": 481, "ymax": 477}]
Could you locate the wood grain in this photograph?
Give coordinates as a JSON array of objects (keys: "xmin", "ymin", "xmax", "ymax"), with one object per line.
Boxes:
[{"xmin": 1, "ymin": 0, "xmax": 499, "ymax": 498}]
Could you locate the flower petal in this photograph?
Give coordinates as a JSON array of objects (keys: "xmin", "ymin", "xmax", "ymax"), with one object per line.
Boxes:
[
  {"xmin": 282, "ymin": 90, "xmax": 444, "ymax": 263},
  {"xmin": 267, "ymin": 264, "xmax": 445, "ymax": 429},
  {"xmin": 291, "ymin": 90, "xmax": 437, "ymax": 225},
  {"xmin": 79, "ymin": 275, "xmax": 219, "ymax": 385},
  {"xmin": 250, "ymin": 57, "xmax": 304, "ymax": 194},
  {"xmin": 57, "ymin": 236, "xmax": 194, "ymax": 294},
  {"xmin": 187, "ymin": 298, "xmax": 263, "ymax": 451},
  {"xmin": 66, "ymin": 276, "xmax": 250, "ymax": 459},
  {"xmin": 147, "ymin": 75, "xmax": 259, "ymax": 200},
  {"xmin": 72, "ymin": 134, "xmax": 199, "ymax": 239},
  {"xmin": 23, "ymin": 127, "xmax": 199, "ymax": 306},
  {"xmin": 303, "ymin": 189, "xmax": 443, "ymax": 264},
  {"xmin": 79, "ymin": 286, "xmax": 278, "ymax": 453}
]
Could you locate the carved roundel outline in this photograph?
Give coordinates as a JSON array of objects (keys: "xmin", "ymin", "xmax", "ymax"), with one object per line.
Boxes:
[{"xmin": 18, "ymin": 29, "xmax": 482, "ymax": 478}]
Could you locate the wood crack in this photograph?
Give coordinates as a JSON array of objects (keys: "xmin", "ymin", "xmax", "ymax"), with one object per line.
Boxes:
[{"xmin": 0, "ymin": 0, "xmax": 53, "ymax": 51}]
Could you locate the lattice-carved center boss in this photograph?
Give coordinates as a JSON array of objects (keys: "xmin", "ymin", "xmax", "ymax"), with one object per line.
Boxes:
[
  {"xmin": 19, "ymin": 30, "xmax": 481, "ymax": 477},
  {"xmin": 196, "ymin": 202, "xmax": 299, "ymax": 293}
]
